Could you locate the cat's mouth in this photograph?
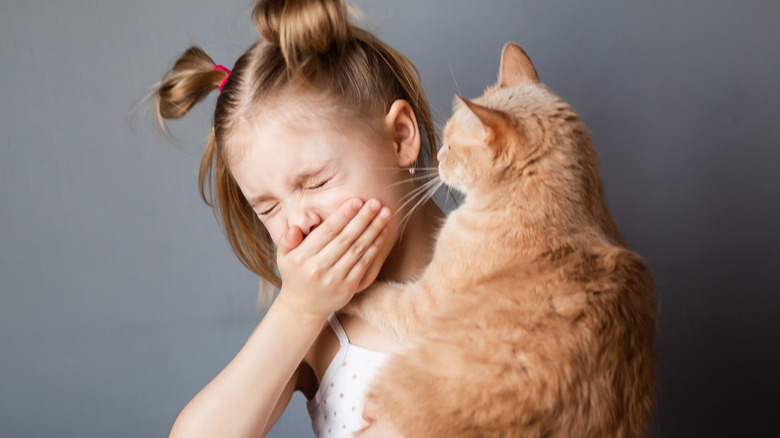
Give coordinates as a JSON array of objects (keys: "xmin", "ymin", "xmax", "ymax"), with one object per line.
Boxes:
[{"xmin": 437, "ymin": 168, "xmax": 466, "ymax": 195}]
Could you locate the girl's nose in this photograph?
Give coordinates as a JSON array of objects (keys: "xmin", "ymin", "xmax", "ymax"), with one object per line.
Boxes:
[{"xmin": 287, "ymin": 205, "xmax": 321, "ymax": 237}]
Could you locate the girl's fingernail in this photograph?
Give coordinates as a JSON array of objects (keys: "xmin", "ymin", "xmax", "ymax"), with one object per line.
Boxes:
[
  {"xmin": 379, "ymin": 207, "xmax": 391, "ymax": 219},
  {"xmin": 352, "ymin": 199, "xmax": 363, "ymax": 210},
  {"xmin": 368, "ymin": 199, "xmax": 381, "ymax": 212}
]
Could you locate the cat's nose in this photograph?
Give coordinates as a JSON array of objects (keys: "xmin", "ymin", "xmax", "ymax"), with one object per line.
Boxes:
[
  {"xmin": 437, "ymin": 143, "xmax": 450, "ymax": 161},
  {"xmin": 436, "ymin": 144, "xmax": 449, "ymax": 161}
]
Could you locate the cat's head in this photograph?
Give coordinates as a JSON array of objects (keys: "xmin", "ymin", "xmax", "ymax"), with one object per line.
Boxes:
[{"xmin": 439, "ymin": 43, "xmax": 597, "ymax": 202}]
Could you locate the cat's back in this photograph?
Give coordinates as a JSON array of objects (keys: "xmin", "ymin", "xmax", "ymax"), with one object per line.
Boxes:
[
  {"xmin": 416, "ymin": 243, "xmax": 655, "ymax": 436},
  {"xmin": 474, "ymin": 243, "xmax": 654, "ymax": 352}
]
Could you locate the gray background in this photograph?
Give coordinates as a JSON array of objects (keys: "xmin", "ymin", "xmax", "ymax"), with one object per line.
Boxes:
[{"xmin": 1, "ymin": 0, "xmax": 778, "ymax": 436}]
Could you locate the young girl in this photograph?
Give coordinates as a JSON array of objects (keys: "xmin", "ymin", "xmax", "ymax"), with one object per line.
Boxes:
[{"xmin": 155, "ymin": 0, "xmax": 443, "ymax": 436}]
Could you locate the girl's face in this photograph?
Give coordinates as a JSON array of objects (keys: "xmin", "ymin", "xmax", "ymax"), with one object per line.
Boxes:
[{"xmin": 228, "ymin": 104, "xmax": 409, "ymax": 284}]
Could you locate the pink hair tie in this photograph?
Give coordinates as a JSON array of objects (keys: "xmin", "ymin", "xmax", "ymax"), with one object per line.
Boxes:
[{"xmin": 213, "ymin": 64, "xmax": 231, "ymax": 92}]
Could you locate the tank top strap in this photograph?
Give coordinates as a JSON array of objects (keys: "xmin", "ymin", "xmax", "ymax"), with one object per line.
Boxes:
[{"xmin": 327, "ymin": 313, "xmax": 349, "ymax": 348}]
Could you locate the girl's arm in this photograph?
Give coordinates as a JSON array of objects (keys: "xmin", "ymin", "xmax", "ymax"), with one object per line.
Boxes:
[
  {"xmin": 262, "ymin": 361, "xmax": 304, "ymax": 437},
  {"xmin": 169, "ymin": 300, "xmax": 325, "ymax": 438},
  {"xmin": 169, "ymin": 198, "xmax": 391, "ymax": 437}
]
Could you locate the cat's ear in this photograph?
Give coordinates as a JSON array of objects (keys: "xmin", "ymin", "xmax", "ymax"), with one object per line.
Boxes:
[
  {"xmin": 499, "ymin": 42, "xmax": 540, "ymax": 87},
  {"xmin": 457, "ymin": 95, "xmax": 515, "ymax": 154}
]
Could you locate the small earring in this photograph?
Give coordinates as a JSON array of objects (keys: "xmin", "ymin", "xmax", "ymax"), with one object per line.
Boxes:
[{"xmin": 409, "ymin": 167, "xmax": 415, "ymax": 175}]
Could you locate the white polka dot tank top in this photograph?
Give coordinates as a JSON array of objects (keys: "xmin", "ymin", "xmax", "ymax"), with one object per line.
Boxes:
[{"xmin": 306, "ymin": 313, "xmax": 390, "ymax": 437}]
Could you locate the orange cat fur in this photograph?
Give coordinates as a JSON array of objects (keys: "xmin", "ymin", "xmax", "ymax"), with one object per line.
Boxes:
[{"xmin": 344, "ymin": 43, "xmax": 656, "ymax": 437}]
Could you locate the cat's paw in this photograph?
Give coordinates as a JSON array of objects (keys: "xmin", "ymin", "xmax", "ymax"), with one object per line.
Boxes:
[
  {"xmin": 355, "ymin": 401, "xmax": 408, "ymax": 438},
  {"xmin": 341, "ymin": 281, "xmax": 391, "ymax": 315},
  {"xmin": 341, "ymin": 281, "xmax": 412, "ymax": 340}
]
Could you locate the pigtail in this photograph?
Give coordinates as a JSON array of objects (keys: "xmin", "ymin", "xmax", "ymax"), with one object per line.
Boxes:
[{"xmin": 155, "ymin": 47, "xmax": 228, "ymax": 122}]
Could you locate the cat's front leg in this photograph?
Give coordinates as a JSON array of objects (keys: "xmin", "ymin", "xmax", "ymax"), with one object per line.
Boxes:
[
  {"xmin": 342, "ymin": 280, "xmax": 427, "ymax": 342},
  {"xmin": 354, "ymin": 418, "xmax": 407, "ymax": 438}
]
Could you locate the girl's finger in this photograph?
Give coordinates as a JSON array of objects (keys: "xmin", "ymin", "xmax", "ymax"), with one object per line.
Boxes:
[
  {"xmin": 344, "ymin": 224, "xmax": 389, "ymax": 288},
  {"xmin": 316, "ymin": 200, "xmax": 386, "ymax": 270},
  {"xmin": 277, "ymin": 225, "xmax": 304, "ymax": 255},
  {"xmin": 295, "ymin": 198, "xmax": 364, "ymax": 255}
]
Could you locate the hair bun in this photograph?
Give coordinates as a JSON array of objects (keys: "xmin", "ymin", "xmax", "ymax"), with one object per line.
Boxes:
[{"xmin": 253, "ymin": 0, "xmax": 352, "ymax": 65}]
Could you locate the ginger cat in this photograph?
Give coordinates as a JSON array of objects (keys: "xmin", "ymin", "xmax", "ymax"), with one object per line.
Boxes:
[{"xmin": 344, "ymin": 43, "xmax": 656, "ymax": 437}]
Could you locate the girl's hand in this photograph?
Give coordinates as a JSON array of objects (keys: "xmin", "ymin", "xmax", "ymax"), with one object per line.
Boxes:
[{"xmin": 275, "ymin": 198, "xmax": 392, "ymax": 319}]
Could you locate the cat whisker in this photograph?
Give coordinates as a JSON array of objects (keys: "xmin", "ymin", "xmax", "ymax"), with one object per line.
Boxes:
[
  {"xmin": 368, "ymin": 166, "xmax": 439, "ymax": 174},
  {"xmin": 448, "ymin": 61, "xmax": 462, "ymax": 97},
  {"xmin": 397, "ymin": 177, "xmax": 444, "ymax": 237},
  {"xmin": 388, "ymin": 173, "xmax": 438, "ymax": 188},
  {"xmin": 396, "ymin": 175, "xmax": 439, "ymax": 204},
  {"xmin": 400, "ymin": 179, "xmax": 445, "ymax": 236},
  {"xmin": 397, "ymin": 180, "xmax": 435, "ymax": 207},
  {"xmin": 401, "ymin": 178, "xmax": 441, "ymax": 215},
  {"xmin": 397, "ymin": 175, "xmax": 441, "ymax": 205}
]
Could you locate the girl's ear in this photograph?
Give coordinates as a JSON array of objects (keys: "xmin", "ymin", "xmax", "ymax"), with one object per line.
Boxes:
[{"xmin": 385, "ymin": 99, "xmax": 420, "ymax": 167}]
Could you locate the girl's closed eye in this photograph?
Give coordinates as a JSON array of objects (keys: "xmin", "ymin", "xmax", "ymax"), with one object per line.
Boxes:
[
  {"xmin": 307, "ymin": 175, "xmax": 333, "ymax": 190},
  {"xmin": 258, "ymin": 204, "xmax": 277, "ymax": 216},
  {"xmin": 309, "ymin": 179, "xmax": 328, "ymax": 189}
]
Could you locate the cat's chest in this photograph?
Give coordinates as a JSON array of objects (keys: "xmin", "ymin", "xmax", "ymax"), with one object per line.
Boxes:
[
  {"xmin": 433, "ymin": 218, "xmax": 475, "ymax": 258},
  {"xmin": 435, "ymin": 210, "xmax": 511, "ymax": 254},
  {"xmin": 427, "ymin": 206, "xmax": 554, "ymax": 296},
  {"xmin": 429, "ymin": 211, "xmax": 515, "ymax": 274}
]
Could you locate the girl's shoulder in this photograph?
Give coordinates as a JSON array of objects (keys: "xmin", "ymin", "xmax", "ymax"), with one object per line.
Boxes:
[
  {"xmin": 336, "ymin": 313, "xmax": 401, "ymax": 353},
  {"xmin": 301, "ymin": 318, "xmax": 341, "ymax": 395},
  {"xmin": 301, "ymin": 313, "xmax": 400, "ymax": 395}
]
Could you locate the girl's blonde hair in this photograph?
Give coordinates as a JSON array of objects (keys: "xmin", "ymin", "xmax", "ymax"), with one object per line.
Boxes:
[{"xmin": 154, "ymin": 0, "xmax": 437, "ymax": 290}]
